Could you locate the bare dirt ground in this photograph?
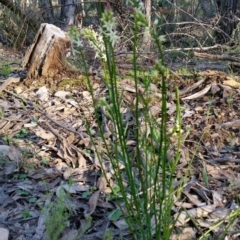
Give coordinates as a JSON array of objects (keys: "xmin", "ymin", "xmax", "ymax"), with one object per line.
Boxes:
[{"xmin": 1, "ymin": 45, "xmax": 240, "ymax": 240}]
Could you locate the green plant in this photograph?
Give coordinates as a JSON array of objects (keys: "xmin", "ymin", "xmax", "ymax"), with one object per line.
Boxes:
[
  {"xmin": 176, "ymin": 66, "xmax": 194, "ymax": 75},
  {"xmin": 40, "ymin": 157, "xmax": 50, "ymax": 166},
  {"xmin": 22, "ymin": 210, "xmax": 31, "ymax": 218},
  {"xmin": 199, "ymin": 207, "xmax": 240, "ymax": 240},
  {"xmin": 15, "ymin": 128, "xmax": 28, "ymax": 138},
  {"xmin": 227, "ymin": 93, "xmax": 233, "ymax": 108},
  {"xmin": 108, "ymin": 209, "xmax": 122, "ymax": 221},
  {"xmin": 17, "ymin": 189, "xmax": 29, "ymax": 196},
  {"xmin": 2, "ymin": 135, "xmax": 14, "ymax": 144},
  {"xmin": 103, "ymin": 230, "xmax": 113, "ymax": 240},
  {"xmin": 69, "ymin": 3, "xmax": 182, "ymax": 239},
  {"xmin": 29, "ymin": 197, "xmax": 37, "ymax": 203},
  {"xmin": 0, "ymin": 4, "xmax": 37, "ymax": 49},
  {"xmin": 0, "ymin": 108, "xmax": 5, "ymax": 119},
  {"xmin": 202, "ymin": 161, "xmax": 209, "ymax": 187},
  {"xmin": 44, "ymin": 188, "xmax": 71, "ymax": 240},
  {"xmin": 82, "ymin": 190, "xmax": 91, "ymax": 198},
  {"xmin": 0, "ymin": 63, "xmax": 11, "ymax": 77},
  {"xmin": 18, "ymin": 147, "xmax": 35, "ymax": 171},
  {"xmin": 13, "ymin": 173, "xmax": 28, "ymax": 180},
  {"xmin": 73, "ymin": 217, "xmax": 92, "ymax": 240}
]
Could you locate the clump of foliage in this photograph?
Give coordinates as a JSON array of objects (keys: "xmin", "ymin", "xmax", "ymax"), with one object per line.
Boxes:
[
  {"xmin": 69, "ymin": 2, "xmax": 182, "ymax": 239},
  {"xmin": 0, "ymin": 62, "xmax": 11, "ymax": 77},
  {"xmin": 0, "ymin": 4, "xmax": 38, "ymax": 48},
  {"xmin": 44, "ymin": 188, "xmax": 71, "ymax": 240}
]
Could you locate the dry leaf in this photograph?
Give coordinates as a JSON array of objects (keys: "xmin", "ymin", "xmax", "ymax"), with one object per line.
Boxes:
[
  {"xmin": 34, "ymin": 127, "xmax": 55, "ymax": 140},
  {"xmin": 171, "ymin": 227, "xmax": 196, "ymax": 240},
  {"xmin": 179, "ymin": 79, "xmax": 205, "ymax": 96},
  {"xmin": 175, "ymin": 205, "xmax": 215, "ymax": 227},
  {"xmin": 223, "ymin": 77, "xmax": 240, "ymax": 88},
  {"xmin": 183, "ymin": 192, "xmax": 203, "ymax": 206},
  {"xmin": 97, "ymin": 176, "xmax": 107, "ymax": 192},
  {"xmin": 60, "ymin": 229, "xmax": 78, "ymax": 240},
  {"xmin": 0, "ymin": 100, "xmax": 11, "ymax": 110},
  {"xmin": 174, "ymin": 201, "xmax": 193, "ymax": 209},
  {"xmin": 221, "ymin": 120, "xmax": 240, "ymax": 129},
  {"xmin": 54, "ymin": 91, "xmax": 70, "ymax": 98},
  {"xmin": 183, "ymin": 110, "xmax": 195, "ymax": 118},
  {"xmin": 209, "ymin": 208, "xmax": 230, "ymax": 221},
  {"xmin": 211, "ymin": 83, "xmax": 221, "ymax": 95},
  {"xmin": 0, "ymin": 145, "xmax": 10, "ymax": 156},
  {"xmin": 195, "ymin": 219, "xmax": 212, "ymax": 228},
  {"xmin": 149, "ymin": 105, "xmax": 161, "ymax": 116},
  {"xmin": 76, "ymin": 151, "xmax": 87, "ymax": 168},
  {"xmin": 97, "ymin": 201, "xmax": 114, "ymax": 209},
  {"xmin": 4, "ymin": 163, "xmax": 18, "ymax": 175},
  {"xmin": 8, "ymin": 145, "xmax": 22, "ymax": 168},
  {"xmin": 212, "ymin": 190, "xmax": 224, "ymax": 207},
  {"xmin": 0, "ymin": 77, "xmax": 20, "ymax": 93},
  {"xmin": 97, "ymin": 173, "xmax": 112, "ymax": 193},
  {"xmin": 113, "ymin": 219, "xmax": 129, "ymax": 230},
  {"xmin": 66, "ymin": 133, "xmax": 75, "ymax": 144},
  {"xmin": 36, "ymin": 86, "xmax": 49, "ymax": 101},
  {"xmin": 85, "ymin": 190, "xmax": 100, "ymax": 219},
  {"xmin": 62, "ymin": 183, "xmax": 90, "ymax": 193}
]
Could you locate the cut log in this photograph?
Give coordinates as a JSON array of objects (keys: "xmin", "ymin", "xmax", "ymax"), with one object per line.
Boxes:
[
  {"xmin": 22, "ymin": 23, "xmax": 71, "ymax": 79},
  {"xmin": 194, "ymin": 52, "xmax": 240, "ymax": 62}
]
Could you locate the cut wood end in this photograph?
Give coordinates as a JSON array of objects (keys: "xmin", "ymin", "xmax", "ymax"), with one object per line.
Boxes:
[{"xmin": 45, "ymin": 24, "xmax": 67, "ymax": 38}]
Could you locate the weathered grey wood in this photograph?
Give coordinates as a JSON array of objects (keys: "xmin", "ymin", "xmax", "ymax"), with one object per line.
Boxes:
[
  {"xmin": 22, "ymin": 23, "xmax": 71, "ymax": 78},
  {"xmin": 60, "ymin": 0, "xmax": 77, "ymax": 30}
]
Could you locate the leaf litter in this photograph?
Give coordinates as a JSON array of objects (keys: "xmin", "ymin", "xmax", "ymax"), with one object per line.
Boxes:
[{"xmin": 0, "ymin": 61, "xmax": 240, "ymax": 240}]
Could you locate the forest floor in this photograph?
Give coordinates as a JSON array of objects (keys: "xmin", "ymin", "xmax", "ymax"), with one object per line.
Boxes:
[{"xmin": 1, "ymin": 45, "xmax": 240, "ymax": 240}]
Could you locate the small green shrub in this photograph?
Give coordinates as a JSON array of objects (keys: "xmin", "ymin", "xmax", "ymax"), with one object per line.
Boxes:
[
  {"xmin": 45, "ymin": 188, "xmax": 71, "ymax": 240},
  {"xmin": 0, "ymin": 63, "xmax": 11, "ymax": 77}
]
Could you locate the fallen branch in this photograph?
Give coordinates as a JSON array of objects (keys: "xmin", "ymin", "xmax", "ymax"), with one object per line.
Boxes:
[
  {"xmin": 194, "ymin": 52, "xmax": 240, "ymax": 62},
  {"xmin": 0, "ymin": 77, "xmax": 20, "ymax": 93},
  {"xmin": 220, "ymin": 120, "xmax": 240, "ymax": 128},
  {"xmin": 164, "ymin": 44, "xmax": 230, "ymax": 52}
]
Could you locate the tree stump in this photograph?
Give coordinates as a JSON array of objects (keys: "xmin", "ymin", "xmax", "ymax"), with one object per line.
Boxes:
[{"xmin": 22, "ymin": 23, "xmax": 71, "ymax": 79}]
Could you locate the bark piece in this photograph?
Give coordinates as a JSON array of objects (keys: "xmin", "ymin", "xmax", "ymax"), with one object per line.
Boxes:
[{"xmin": 22, "ymin": 23, "xmax": 71, "ymax": 79}]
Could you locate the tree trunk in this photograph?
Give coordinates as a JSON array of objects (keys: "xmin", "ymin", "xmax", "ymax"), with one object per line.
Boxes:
[
  {"xmin": 60, "ymin": 0, "xmax": 77, "ymax": 30},
  {"xmin": 200, "ymin": 0, "xmax": 238, "ymax": 42},
  {"xmin": 142, "ymin": 0, "xmax": 151, "ymax": 50},
  {"xmin": 39, "ymin": 0, "xmax": 55, "ymax": 23},
  {"xmin": 217, "ymin": 0, "xmax": 238, "ymax": 38},
  {"xmin": 22, "ymin": 23, "xmax": 71, "ymax": 79},
  {"xmin": 199, "ymin": 0, "xmax": 217, "ymax": 18}
]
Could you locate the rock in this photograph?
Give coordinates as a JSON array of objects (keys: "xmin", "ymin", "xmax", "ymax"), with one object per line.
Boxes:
[{"xmin": 0, "ymin": 228, "xmax": 9, "ymax": 240}]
